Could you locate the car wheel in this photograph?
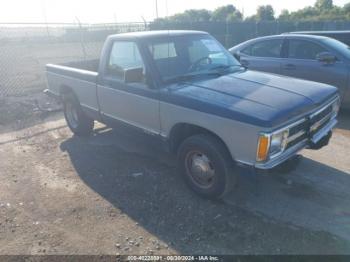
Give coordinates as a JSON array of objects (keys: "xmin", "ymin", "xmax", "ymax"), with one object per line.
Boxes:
[
  {"xmin": 177, "ymin": 134, "xmax": 237, "ymax": 199},
  {"xmin": 63, "ymin": 93, "xmax": 94, "ymax": 136}
]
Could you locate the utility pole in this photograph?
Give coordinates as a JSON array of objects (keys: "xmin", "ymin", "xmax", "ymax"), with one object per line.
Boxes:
[
  {"xmin": 155, "ymin": 0, "xmax": 159, "ymax": 19},
  {"xmin": 41, "ymin": 0, "xmax": 50, "ymax": 38}
]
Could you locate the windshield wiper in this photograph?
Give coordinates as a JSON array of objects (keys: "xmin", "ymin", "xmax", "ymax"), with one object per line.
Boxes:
[{"xmin": 165, "ymin": 72, "xmax": 221, "ymax": 84}]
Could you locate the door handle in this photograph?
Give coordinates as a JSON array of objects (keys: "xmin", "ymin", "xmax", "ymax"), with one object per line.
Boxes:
[{"xmin": 283, "ymin": 64, "xmax": 296, "ymax": 70}]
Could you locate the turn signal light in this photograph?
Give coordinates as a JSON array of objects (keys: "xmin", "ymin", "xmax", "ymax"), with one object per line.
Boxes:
[{"xmin": 257, "ymin": 134, "xmax": 270, "ymax": 162}]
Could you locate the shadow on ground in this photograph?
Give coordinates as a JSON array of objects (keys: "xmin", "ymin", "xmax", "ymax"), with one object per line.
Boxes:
[{"xmin": 59, "ymin": 126, "xmax": 350, "ymax": 254}]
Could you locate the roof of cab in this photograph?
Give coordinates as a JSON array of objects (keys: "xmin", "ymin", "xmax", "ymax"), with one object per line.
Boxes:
[{"xmin": 107, "ymin": 30, "xmax": 208, "ymax": 40}]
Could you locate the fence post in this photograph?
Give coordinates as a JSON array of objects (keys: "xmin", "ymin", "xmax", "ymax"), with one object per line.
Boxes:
[{"xmin": 76, "ymin": 17, "xmax": 87, "ymax": 61}]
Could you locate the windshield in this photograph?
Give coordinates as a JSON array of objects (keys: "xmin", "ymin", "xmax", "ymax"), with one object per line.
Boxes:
[
  {"xmin": 323, "ymin": 38, "xmax": 350, "ymax": 60},
  {"xmin": 146, "ymin": 35, "xmax": 242, "ymax": 83}
]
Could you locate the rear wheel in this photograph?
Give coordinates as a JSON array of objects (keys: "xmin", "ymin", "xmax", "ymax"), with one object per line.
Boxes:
[
  {"xmin": 177, "ymin": 134, "xmax": 237, "ymax": 199},
  {"xmin": 63, "ymin": 93, "xmax": 94, "ymax": 136}
]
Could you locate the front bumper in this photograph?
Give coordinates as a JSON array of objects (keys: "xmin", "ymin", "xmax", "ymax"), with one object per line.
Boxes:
[{"xmin": 254, "ymin": 117, "xmax": 337, "ymax": 170}]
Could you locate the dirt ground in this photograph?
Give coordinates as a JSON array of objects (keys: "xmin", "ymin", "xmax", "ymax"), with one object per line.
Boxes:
[{"xmin": 0, "ymin": 96, "xmax": 350, "ymax": 255}]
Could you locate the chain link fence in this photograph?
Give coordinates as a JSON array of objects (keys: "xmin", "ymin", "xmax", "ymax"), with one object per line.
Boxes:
[
  {"xmin": 1, "ymin": 21, "xmax": 350, "ymax": 97},
  {"xmin": 0, "ymin": 22, "xmax": 147, "ymax": 97}
]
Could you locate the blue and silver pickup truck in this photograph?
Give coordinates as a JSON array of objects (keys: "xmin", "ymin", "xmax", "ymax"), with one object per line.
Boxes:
[{"xmin": 45, "ymin": 30, "xmax": 340, "ymax": 199}]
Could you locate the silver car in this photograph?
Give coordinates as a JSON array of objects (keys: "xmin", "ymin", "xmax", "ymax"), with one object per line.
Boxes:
[{"xmin": 229, "ymin": 34, "xmax": 350, "ymax": 110}]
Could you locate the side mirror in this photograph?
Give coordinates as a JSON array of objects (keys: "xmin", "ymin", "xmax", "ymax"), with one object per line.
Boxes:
[
  {"xmin": 124, "ymin": 67, "xmax": 144, "ymax": 83},
  {"xmin": 316, "ymin": 52, "xmax": 337, "ymax": 64}
]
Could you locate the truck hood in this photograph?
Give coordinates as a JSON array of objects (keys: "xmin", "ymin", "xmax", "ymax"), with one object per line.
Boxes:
[{"xmin": 162, "ymin": 70, "xmax": 338, "ymax": 128}]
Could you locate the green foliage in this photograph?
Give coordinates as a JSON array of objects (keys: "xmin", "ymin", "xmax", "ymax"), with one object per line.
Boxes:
[
  {"xmin": 279, "ymin": 9, "xmax": 291, "ymax": 21},
  {"xmin": 256, "ymin": 5, "xmax": 275, "ymax": 21},
  {"xmin": 211, "ymin": 5, "xmax": 243, "ymax": 22},
  {"xmin": 277, "ymin": 0, "xmax": 350, "ymax": 21},
  {"xmin": 315, "ymin": 0, "xmax": 333, "ymax": 10},
  {"xmin": 151, "ymin": 0, "xmax": 350, "ymax": 25},
  {"xmin": 153, "ymin": 9, "xmax": 211, "ymax": 24},
  {"xmin": 344, "ymin": 3, "xmax": 350, "ymax": 13}
]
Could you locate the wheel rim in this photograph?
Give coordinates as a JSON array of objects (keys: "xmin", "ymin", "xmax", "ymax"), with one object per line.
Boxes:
[
  {"xmin": 65, "ymin": 102, "xmax": 79, "ymax": 129},
  {"xmin": 185, "ymin": 150, "xmax": 216, "ymax": 189}
]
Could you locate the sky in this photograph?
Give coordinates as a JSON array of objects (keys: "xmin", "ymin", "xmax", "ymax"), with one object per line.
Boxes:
[{"xmin": 0, "ymin": 0, "xmax": 349, "ymax": 24}]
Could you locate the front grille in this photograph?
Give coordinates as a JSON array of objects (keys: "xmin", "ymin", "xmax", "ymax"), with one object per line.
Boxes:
[
  {"xmin": 284, "ymin": 100, "xmax": 335, "ymax": 150},
  {"xmin": 286, "ymin": 132, "xmax": 308, "ymax": 150},
  {"xmin": 289, "ymin": 120, "xmax": 308, "ymax": 137},
  {"xmin": 310, "ymin": 105, "xmax": 333, "ymax": 136}
]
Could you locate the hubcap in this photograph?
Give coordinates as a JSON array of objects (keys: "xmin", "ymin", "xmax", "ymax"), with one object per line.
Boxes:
[
  {"xmin": 66, "ymin": 102, "xmax": 79, "ymax": 129},
  {"xmin": 185, "ymin": 151, "xmax": 215, "ymax": 188}
]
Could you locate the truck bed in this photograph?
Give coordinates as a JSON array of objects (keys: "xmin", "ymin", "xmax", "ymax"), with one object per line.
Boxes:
[
  {"xmin": 46, "ymin": 59, "xmax": 100, "ymax": 113},
  {"xmin": 62, "ymin": 59, "xmax": 100, "ymax": 72}
]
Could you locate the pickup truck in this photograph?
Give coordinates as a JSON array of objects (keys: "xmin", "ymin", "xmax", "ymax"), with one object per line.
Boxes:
[{"xmin": 45, "ymin": 30, "xmax": 340, "ymax": 199}]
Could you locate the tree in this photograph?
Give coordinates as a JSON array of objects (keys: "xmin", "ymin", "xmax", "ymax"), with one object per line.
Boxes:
[
  {"xmin": 152, "ymin": 2, "xmax": 350, "ymax": 25},
  {"xmin": 256, "ymin": 5, "xmax": 275, "ymax": 21},
  {"xmin": 172, "ymin": 9, "xmax": 211, "ymax": 23},
  {"xmin": 153, "ymin": 9, "xmax": 211, "ymax": 24},
  {"xmin": 211, "ymin": 5, "xmax": 242, "ymax": 22},
  {"xmin": 315, "ymin": 0, "xmax": 333, "ymax": 10},
  {"xmin": 344, "ymin": 2, "xmax": 350, "ymax": 13},
  {"xmin": 278, "ymin": 9, "xmax": 290, "ymax": 21}
]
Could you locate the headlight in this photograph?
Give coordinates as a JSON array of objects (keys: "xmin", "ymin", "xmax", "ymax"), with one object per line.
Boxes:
[
  {"xmin": 257, "ymin": 129, "xmax": 289, "ymax": 162},
  {"xmin": 269, "ymin": 130, "xmax": 289, "ymax": 157},
  {"xmin": 332, "ymin": 97, "xmax": 341, "ymax": 116}
]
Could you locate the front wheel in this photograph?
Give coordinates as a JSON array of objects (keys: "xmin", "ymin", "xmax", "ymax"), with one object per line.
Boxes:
[
  {"xmin": 177, "ymin": 134, "xmax": 237, "ymax": 199},
  {"xmin": 63, "ymin": 93, "xmax": 94, "ymax": 136}
]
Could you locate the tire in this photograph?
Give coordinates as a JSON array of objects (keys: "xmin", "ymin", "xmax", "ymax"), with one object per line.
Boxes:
[
  {"xmin": 177, "ymin": 134, "xmax": 237, "ymax": 199},
  {"xmin": 63, "ymin": 92, "xmax": 94, "ymax": 136}
]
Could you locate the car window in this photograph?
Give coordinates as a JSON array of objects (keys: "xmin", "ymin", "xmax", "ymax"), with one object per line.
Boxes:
[
  {"xmin": 288, "ymin": 40, "xmax": 327, "ymax": 60},
  {"xmin": 188, "ymin": 39, "xmax": 210, "ymax": 63},
  {"xmin": 188, "ymin": 39, "xmax": 230, "ymax": 65},
  {"xmin": 241, "ymin": 45, "xmax": 252, "ymax": 56},
  {"xmin": 148, "ymin": 42, "xmax": 177, "ymax": 60},
  {"xmin": 248, "ymin": 39, "xmax": 283, "ymax": 58},
  {"xmin": 107, "ymin": 41, "xmax": 144, "ymax": 78}
]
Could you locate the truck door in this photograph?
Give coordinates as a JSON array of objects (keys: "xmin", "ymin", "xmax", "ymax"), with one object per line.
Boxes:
[{"xmin": 97, "ymin": 40, "xmax": 161, "ymax": 135}]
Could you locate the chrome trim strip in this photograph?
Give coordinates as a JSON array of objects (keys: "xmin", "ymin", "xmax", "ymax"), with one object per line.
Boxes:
[
  {"xmin": 287, "ymin": 130, "xmax": 306, "ymax": 143},
  {"xmin": 310, "ymin": 97, "xmax": 338, "ymax": 119},
  {"xmin": 311, "ymin": 118, "xmax": 337, "ymax": 144},
  {"xmin": 270, "ymin": 118, "xmax": 306, "ymax": 135},
  {"xmin": 310, "ymin": 111, "xmax": 333, "ymax": 132}
]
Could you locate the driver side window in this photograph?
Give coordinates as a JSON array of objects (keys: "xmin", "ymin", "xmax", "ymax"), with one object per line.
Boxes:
[{"xmin": 107, "ymin": 41, "xmax": 144, "ymax": 79}]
